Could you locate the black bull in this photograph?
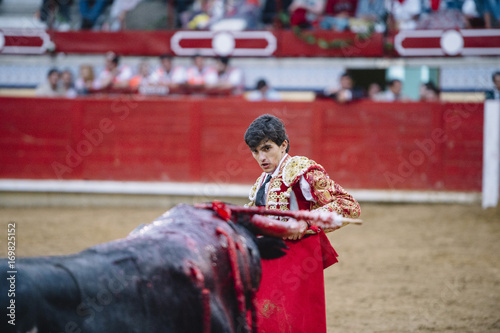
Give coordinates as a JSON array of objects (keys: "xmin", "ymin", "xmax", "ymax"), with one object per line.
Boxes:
[{"xmin": 1, "ymin": 204, "xmax": 288, "ymax": 333}]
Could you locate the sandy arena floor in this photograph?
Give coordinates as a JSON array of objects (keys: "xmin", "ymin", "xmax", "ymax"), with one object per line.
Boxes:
[{"xmin": 1, "ymin": 202, "xmax": 499, "ymax": 332}]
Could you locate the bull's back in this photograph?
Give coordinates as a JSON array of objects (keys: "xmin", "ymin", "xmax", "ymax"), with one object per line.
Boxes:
[{"xmin": 1, "ymin": 204, "xmax": 258, "ymax": 333}]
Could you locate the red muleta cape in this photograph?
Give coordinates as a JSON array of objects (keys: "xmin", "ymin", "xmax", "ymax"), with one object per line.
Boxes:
[{"xmin": 255, "ymin": 231, "xmax": 337, "ymax": 333}]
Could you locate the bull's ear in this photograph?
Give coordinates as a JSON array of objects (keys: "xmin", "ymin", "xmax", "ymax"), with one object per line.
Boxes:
[{"xmin": 255, "ymin": 237, "xmax": 288, "ymax": 260}]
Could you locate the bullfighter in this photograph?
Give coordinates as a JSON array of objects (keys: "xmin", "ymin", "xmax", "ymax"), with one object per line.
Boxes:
[{"xmin": 244, "ymin": 114, "xmax": 361, "ymax": 332}]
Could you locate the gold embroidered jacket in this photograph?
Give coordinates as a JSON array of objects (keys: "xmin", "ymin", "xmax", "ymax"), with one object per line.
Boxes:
[{"xmin": 248, "ymin": 155, "xmax": 360, "ymax": 219}]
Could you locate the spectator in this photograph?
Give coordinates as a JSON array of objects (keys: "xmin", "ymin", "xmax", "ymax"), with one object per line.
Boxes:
[
  {"xmin": 353, "ymin": 0, "xmax": 386, "ymax": 32},
  {"xmin": 419, "ymin": 82, "xmax": 440, "ymax": 102},
  {"xmin": 183, "ymin": 0, "xmax": 218, "ymax": 29},
  {"xmin": 474, "ymin": 0, "xmax": 500, "ymax": 28},
  {"xmin": 210, "ymin": 0, "xmax": 263, "ymax": 30},
  {"xmin": 261, "ymin": 0, "xmax": 293, "ymax": 28},
  {"xmin": 246, "ymin": 79, "xmax": 281, "ymax": 101},
  {"xmin": 75, "ymin": 64, "xmax": 97, "ymax": 95},
  {"xmin": 320, "ymin": 0, "xmax": 358, "ymax": 31},
  {"xmin": 417, "ymin": 0, "xmax": 467, "ymax": 29},
  {"xmin": 485, "ymin": 71, "xmax": 500, "ymax": 100},
  {"xmin": 386, "ymin": 0, "xmax": 422, "ymax": 31},
  {"xmin": 129, "ymin": 60, "xmax": 151, "ymax": 91},
  {"xmin": 35, "ymin": 68, "xmax": 64, "ymax": 97},
  {"xmin": 288, "ymin": 0, "xmax": 326, "ymax": 28},
  {"xmin": 373, "ymin": 79, "xmax": 408, "ymax": 101},
  {"xmin": 37, "ymin": 0, "xmax": 72, "ymax": 30},
  {"xmin": 324, "ymin": 72, "xmax": 365, "ymax": 103},
  {"xmin": 462, "ymin": 0, "xmax": 484, "ymax": 27},
  {"xmin": 173, "ymin": 0, "xmax": 196, "ymax": 28},
  {"xmin": 148, "ymin": 54, "xmax": 187, "ymax": 90},
  {"xmin": 185, "ymin": 55, "xmax": 218, "ymax": 88},
  {"xmin": 61, "ymin": 69, "xmax": 77, "ymax": 98},
  {"xmin": 94, "ymin": 51, "xmax": 133, "ymax": 90},
  {"xmin": 211, "ymin": 56, "xmax": 245, "ymax": 95},
  {"xmin": 80, "ymin": 0, "xmax": 112, "ymax": 30},
  {"xmin": 367, "ymin": 82, "xmax": 382, "ymax": 99},
  {"xmin": 183, "ymin": 0, "xmax": 262, "ymax": 30},
  {"xmin": 108, "ymin": 0, "xmax": 144, "ymax": 30}
]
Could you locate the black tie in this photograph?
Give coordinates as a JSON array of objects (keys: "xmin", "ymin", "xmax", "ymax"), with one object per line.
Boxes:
[{"xmin": 255, "ymin": 174, "xmax": 272, "ymax": 206}]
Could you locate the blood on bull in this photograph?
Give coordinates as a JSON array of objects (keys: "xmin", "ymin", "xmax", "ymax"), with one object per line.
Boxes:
[
  {"xmin": 0, "ymin": 203, "xmax": 292, "ymax": 333},
  {"xmin": 0, "ymin": 202, "xmax": 359, "ymax": 333}
]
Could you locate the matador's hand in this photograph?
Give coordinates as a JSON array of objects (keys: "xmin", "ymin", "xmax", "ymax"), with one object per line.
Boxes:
[{"xmin": 284, "ymin": 219, "xmax": 309, "ymax": 241}]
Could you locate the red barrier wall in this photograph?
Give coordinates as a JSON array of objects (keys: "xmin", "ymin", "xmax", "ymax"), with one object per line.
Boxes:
[
  {"xmin": 51, "ymin": 30, "xmax": 384, "ymax": 57},
  {"xmin": 0, "ymin": 97, "xmax": 483, "ymax": 191},
  {"xmin": 5, "ymin": 29, "xmax": 499, "ymax": 57}
]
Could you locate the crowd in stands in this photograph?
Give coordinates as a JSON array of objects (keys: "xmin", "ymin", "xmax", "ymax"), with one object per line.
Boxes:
[
  {"xmin": 35, "ymin": 0, "xmax": 500, "ymax": 31},
  {"xmin": 322, "ymin": 72, "xmax": 446, "ymax": 103},
  {"xmin": 322, "ymin": 70, "xmax": 500, "ymax": 102},
  {"xmin": 36, "ymin": 51, "xmax": 246, "ymax": 97},
  {"xmin": 285, "ymin": 0, "xmax": 500, "ymax": 31},
  {"xmin": 34, "ymin": 51, "xmax": 499, "ymax": 101},
  {"xmin": 35, "ymin": 68, "xmax": 77, "ymax": 98}
]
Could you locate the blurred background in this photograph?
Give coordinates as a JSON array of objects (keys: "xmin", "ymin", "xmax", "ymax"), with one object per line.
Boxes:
[
  {"xmin": 0, "ymin": 1, "xmax": 499, "ymax": 331},
  {"xmin": 0, "ymin": 0, "xmax": 498, "ymax": 206}
]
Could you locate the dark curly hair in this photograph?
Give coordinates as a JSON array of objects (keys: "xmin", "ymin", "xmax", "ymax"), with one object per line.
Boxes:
[{"xmin": 244, "ymin": 114, "xmax": 290, "ymax": 153}]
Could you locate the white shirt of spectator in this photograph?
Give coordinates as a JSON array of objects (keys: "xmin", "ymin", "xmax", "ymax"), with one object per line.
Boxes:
[
  {"xmin": 186, "ymin": 66, "xmax": 218, "ymax": 86},
  {"xmin": 148, "ymin": 66, "xmax": 187, "ymax": 85},
  {"xmin": 246, "ymin": 89, "xmax": 281, "ymax": 101},
  {"xmin": 95, "ymin": 64, "xmax": 133, "ymax": 89},
  {"xmin": 373, "ymin": 90, "xmax": 400, "ymax": 101},
  {"xmin": 217, "ymin": 67, "xmax": 245, "ymax": 93},
  {"xmin": 386, "ymin": 0, "xmax": 421, "ymax": 30},
  {"xmin": 35, "ymin": 82, "xmax": 65, "ymax": 97},
  {"xmin": 65, "ymin": 87, "xmax": 78, "ymax": 98}
]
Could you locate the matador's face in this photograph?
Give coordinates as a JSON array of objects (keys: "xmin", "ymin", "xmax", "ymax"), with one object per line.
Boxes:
[{"xmin": 251, "ymin": 139, "xmax": 288, "ymax": 174}]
